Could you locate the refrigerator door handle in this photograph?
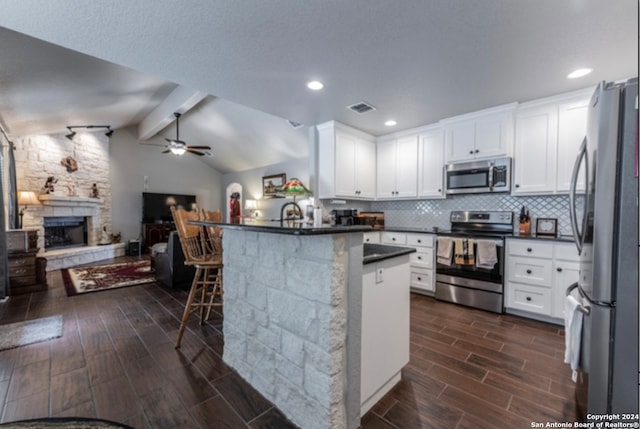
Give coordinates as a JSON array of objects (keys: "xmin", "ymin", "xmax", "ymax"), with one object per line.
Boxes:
[
  {"xmin": 569, "ymin": 137, "xmax": 588, "ymax": 254},
  {"xmin": 566, "ymin": 282, "xmax": 591, "ymax": 315}
]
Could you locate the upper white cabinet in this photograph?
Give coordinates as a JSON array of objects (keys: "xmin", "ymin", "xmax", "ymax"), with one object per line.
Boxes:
[
  {"xmin": 512, "ymin": 89, "xmax": 591, "ymax": 195},
  {"xmin": 418, "ymin": 126, "xmax": 445, "ymax": 198},
  {"xmin": 442, "ymin": 104, "xmax": 516, "ymax": 162},
  {"xmin": 376, "ymin": 135, "xmax": 418, "ymax": 199},
  {"xmin": 317, "ymin": 121, "xmax": 376, "ymax": 199}
]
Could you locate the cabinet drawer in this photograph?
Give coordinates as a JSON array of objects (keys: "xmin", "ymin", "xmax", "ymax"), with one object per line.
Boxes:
[
  {"xmin": 508, "ymin": 256, "xmax": 553, "ymax": 287},
  {"xmin": 508, "ymin": 240, "xmax": 553, "ymax": 258},
  {"xmin": 506, "ymin": 282, "xmax": 552, "ymax": 315},
  {"xmin": 410, "ymin": 268, "xmax": 434, "ymax": 292},
  {"xmin": 406, "ymin": 234, "xmax": 434, "ymax": 248},
  {"xmin": 363, "ymin": 232, "xmax": 380, "ymax": 244},
  {"xmin": 410, "ymin": 248, "xmax": 434, "ymax": 269},
  {"xmin": 381, "ymin": 232, "xmax": 406, "ymax": 245},
  {"xmin": 9, "ymin": 275, "xmax": 37, "ymax": 287},
  {"xmin": 8, "ymin": 256, "xmax": 36, "ymax": 269},
  {"xmin": 554, "ymin": 243, "xmax": 579, "ymax": 261},
  {"xmin": 9, "ymin": 265, "xmax": 34, "ymax": 277}
]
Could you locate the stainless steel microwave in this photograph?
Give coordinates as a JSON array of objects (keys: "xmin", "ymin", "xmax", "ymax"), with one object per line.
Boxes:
[{"xmin": 445, "ymin": 157, "xmax": 511, "ymax": 194}]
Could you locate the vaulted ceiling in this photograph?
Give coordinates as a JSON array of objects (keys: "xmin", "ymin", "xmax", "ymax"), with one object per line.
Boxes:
[{"xmin": 0, "ymin": 1, "xmax": 637, "ymax": 174}]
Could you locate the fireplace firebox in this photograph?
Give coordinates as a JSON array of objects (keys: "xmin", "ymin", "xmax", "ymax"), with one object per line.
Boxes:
[{"xmin": 43, "ymin": 216, "xmax": 88, "ymax": 250}]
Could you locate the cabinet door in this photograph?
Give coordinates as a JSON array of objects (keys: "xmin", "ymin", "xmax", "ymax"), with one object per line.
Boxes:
[
  {"xmin": 512, "ymin": 104, "xmax": 558, "ymax": 194},
  {"xmin": 335, "ymin": 131, "xmax": 358, "ymax": 197},
  {"xmin": 552, "ymin": 260, "xmax": 580, "ymax": 319},
  {"xmin": 474, "ymin": 112, "xmax": 512, "ymax": 159},
  {"xmin": 394, "ymin": 136, "xmax": 418, "ymax": 198},
  {"xmin": 376, "ymin": 140, "xmax": 397, "ymax": 198},
  {"xmin": 355, "ymin": 138, "xmax": 376, "ymax": 198},
  {"xmin": 556, "ymin": 97, "xmax": 589, "ymax": 192},
  {"xmin": 445, "ymin": 121, "xmax": 476, "ymax": 161},
  {"xmin": 418, "ymin": 129, "xmax": 445, "ymax": 198}
]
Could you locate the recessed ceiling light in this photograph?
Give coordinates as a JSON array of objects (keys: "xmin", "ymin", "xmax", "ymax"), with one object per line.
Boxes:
[
  {"xmin": 307, "ymin": 80, "xmax": 324, "ymax": 90},
  {"xmin": 384, "ymin": 120, "xmax": 397, "ymax": 127},
  {"xmin": 567, "ymin": 68, "xmax": 593, "ymax": 79}
]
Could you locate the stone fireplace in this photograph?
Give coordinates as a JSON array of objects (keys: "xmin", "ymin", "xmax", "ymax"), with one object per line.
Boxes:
[
  {"xmin": 43, "ymin": 216, "xmax": 88, "ymax": 250},
  {"xmin": 34, "ymin": 195, "xmax": 125, "ymax": 270}
]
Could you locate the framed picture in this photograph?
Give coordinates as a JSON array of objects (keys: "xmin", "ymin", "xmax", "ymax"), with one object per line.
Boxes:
[
  {"xmin": 262, "ymin": 173, "xmax": 286, "ymax": 198},
  {"xmin": 536, "ymin": 218, "xmax": 558, "ymax": 237}
]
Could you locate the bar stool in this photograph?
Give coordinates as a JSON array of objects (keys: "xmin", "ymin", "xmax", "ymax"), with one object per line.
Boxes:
[{"xmin": 170, "ymin": 206, "xmax": 223, "ymax": 348}]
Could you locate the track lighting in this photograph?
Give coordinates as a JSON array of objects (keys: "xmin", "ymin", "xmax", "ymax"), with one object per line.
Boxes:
[{"xmin": 65, "ymin": 125, "xmax": 114, "ymax": 140}]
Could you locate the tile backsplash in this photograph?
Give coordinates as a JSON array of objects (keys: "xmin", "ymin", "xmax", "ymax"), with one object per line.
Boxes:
[{"xmin": 323, "ymin": 193, "xmax": 579, "ymax": 237}]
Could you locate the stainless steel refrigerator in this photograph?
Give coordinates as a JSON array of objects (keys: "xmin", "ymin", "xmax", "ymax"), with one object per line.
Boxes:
[{"xmin": 568, "ymin": 78, "xmax": 638, "ymax": 416}]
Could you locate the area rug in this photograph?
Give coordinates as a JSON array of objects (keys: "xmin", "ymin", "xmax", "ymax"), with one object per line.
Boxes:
[
  {"xmin": 0, "ymin": 315, "xmax": 63, "ymax": 352},
  {"xmin": 0, "ymin": 417, "xmax": 134, "ymax": 428},
  {"xmin": 62, "ymin": 260, "xmax": 154, "ymax": 296}
]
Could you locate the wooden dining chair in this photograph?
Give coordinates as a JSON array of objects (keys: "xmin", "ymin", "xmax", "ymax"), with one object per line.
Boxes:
[{"xmin": 170, "ymin": 206, "xmax": 223, "ymax": 348}]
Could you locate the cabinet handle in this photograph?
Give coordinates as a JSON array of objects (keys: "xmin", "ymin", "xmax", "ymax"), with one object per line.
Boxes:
[
  {"xmin": 515, "ymin": 184, "xmax": 520, "ymax": 188},
  {"xmin": 392, "ymin": 237, "xmax": 396, "ymax": 241},
  {"xmin": 526, "ymin": 296, "xmax": 532, "ymax": 301},
  {"xmin": 526, "ymin": 248, "xmax": 532, "ymax": 252},
  {"xmin": 475, "ymin": 149, "xmax": 479, "ymax": 153},
  {"xmin": 417, "ymin": 277, "xmax": 422, "ymax": 281},
  {"xmin": 417, "ymin": 256, "xmax": 422, "ymax": 260},
  {"xmin": 16, "ymin": 259, "xmax": 27, "ymax": 265},
  {"xmin": 15, "ymin": 269, "xmax": 27, "ymax": 275},
  {"xmin": 438, "ymin": 189, "xmax": 441, "ymax": 192},
  {"xmin": 469, "ymin": 150, "xmax": 474, "ymax": 154},
  {"xmin": 417, "ymin": 239, "xmax": 422, "ymax": 243},
  {"xmin": 556, "ymin": 267, "xmax": 563, "ymax": 272},
  {"xmin": 526, "ymin": 269, "xmax": 532, "ymax": 274}
]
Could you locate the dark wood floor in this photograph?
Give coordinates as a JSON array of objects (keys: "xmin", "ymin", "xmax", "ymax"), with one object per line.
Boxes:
[{"xmin": 0, "ymin": 256, "xmax": 584, "ymax": 428}]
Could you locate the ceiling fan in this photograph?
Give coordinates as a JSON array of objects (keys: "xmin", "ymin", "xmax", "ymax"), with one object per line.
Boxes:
[{"xmin": 163, "ymin": 112, "xmax": 211, "ymax": 156}]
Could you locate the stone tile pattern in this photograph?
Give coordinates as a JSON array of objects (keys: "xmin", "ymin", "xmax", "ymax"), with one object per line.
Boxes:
[
  {"xmin": 14, "ymin": 133, "xmax": 113, "ymax": 267},
  {"xmin": 41, "ymin": 243, "xmax": 126, "ymax": 271},
  {"xmin": 222, "ymin": 229, "xmax": 349, "ymax": 429}
]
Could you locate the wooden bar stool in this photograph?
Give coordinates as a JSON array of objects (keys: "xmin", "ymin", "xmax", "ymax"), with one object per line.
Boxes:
[{"xmin": 171, "ymin": 206, "xmax": 223, "ymax": 348}]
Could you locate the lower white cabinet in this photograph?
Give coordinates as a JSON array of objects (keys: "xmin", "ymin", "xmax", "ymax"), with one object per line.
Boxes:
[
  {"xmin": 361, "ymin": 254, "xmax": 410, "ymax": 416},
  {"xmin": 505, "ymin": 238, "xmax": 579, "ymax": 323},
  {"xmin": 363, "ymin": 231, "xmax": 380, "ymax": 244},
  {"xmin": 382, "ymin": 232, "xmax": 435, "ymax": 293}
]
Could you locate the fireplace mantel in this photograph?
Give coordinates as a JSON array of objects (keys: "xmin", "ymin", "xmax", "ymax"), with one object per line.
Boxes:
[{"xmin": 38, "ymin": 195, "xmax": 103, "ymax": 207}]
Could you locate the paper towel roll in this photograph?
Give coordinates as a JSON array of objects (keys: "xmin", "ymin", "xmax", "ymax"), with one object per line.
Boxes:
[{"xmin": 313, "ymin": 207, "xmax": 323, "ymax": 227}]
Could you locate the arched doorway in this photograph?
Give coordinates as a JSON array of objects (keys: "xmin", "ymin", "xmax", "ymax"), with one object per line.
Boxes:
[{"xmin": 225, "ymin": 182, "xmax": 242, "ymax": 223}]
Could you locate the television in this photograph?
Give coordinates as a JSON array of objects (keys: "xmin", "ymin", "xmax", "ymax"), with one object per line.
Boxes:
[{"xmin": 142, "ymin": 192, "xmax": 197, "ymax": 223}]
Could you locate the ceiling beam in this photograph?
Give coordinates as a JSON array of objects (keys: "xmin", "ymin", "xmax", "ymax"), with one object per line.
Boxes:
[{"xmin": 137, "ymin": 85, "xmax": 207, "ymax": 140}]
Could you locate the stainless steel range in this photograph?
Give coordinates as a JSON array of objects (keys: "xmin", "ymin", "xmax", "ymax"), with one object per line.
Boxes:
[{"xmin": 435, "ymin": 210, "xmax": 513, "ymax": 313}]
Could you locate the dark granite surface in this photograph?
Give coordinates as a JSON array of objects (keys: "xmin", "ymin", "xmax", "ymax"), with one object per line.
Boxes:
[
  {"xmin": 363, "ymin": 243, "xmax": 415, "ymax": 265},
  {"xmin": 190, "ymin": 220, "xmax": 372, "ymax": 235},
  {"xmin": 379, "ymin": 226, "xmax": 574, "ymax": 243}
]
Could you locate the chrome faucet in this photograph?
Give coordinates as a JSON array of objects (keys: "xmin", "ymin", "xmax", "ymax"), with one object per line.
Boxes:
[{"xmin": 280, "ymin": 202, "xmax": 302, "ymax": 227}]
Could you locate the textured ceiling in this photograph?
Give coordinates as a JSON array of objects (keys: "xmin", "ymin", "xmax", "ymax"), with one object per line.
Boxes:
[{"xmin": 0, "ymin": 0, "xmax": 637, "ymax": 173}]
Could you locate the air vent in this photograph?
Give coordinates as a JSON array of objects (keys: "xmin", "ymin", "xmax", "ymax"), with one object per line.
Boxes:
[
  {"xmin": 347, "ymin": 101, "xmax": 376, "ymax": 114},
  {"xmin": 287, "ymin": 120, "xmax": 304, "ymax": 129}
]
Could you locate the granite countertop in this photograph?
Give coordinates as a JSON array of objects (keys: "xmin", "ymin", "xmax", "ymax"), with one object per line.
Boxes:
[
  {"xmin": 363, "ymin": 243, "xmax": 416, "ymax": 265},
  {"xmin": 190, "ymin": 220, "xmax": 372, "ymax": 236},
  {"xmin": 372, "ymin": 226, "xmax": 575, "ymax": 243}
]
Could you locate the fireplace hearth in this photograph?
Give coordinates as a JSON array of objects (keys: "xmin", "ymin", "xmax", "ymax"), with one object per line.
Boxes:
[{"xmin": 43, "ymin": 216, "xmax": 88, "ymax": 250}]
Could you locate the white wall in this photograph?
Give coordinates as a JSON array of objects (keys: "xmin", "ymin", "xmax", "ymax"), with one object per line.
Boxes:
[
  {"xmin": 223, "ymin": 157, "xmax": 312, "ymax": 220},
  {"xmin": 109, "ymin": 126, "xmax": 224, "ymax": 241}
]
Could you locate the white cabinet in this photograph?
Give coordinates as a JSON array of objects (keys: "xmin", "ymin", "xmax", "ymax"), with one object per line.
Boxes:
[
  {"xmin": 442, "ymin": 104, "xmax": 516, "ymax": 162},
  {"xmin": 512, "ymin": 89, "xmax": 591, "ymax": 195},
  {"xmin": 361, "ymin": 254, "xmax": 410, "ymax": 416},
  {"xmin": 376, "ymin": 135, "xmax": 418, "ymax": 199},
  {"xmin": 512, "ymin": 103, "xmax": 558, "ymax": 194},
  {"xmin": 363, "ymin": 231, "xmax": 380, "ymax": 244},
  {"xmin": 505, "ymin": 238, "xmax": 580, "ymax": 323},
  {"xmin": 317, "ymin": 121, "xmax": 376, "ymax": 199},
  {"xmin": 418, "ymin": 127, "xmax": 445, "ymax": 198},
  {"xmin": 381, "ymin": 231, "xmax": 435, "ymax": 293}
]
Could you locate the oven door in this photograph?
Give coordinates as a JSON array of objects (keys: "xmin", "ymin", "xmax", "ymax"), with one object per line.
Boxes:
[{"xmin": 436, "ymin": 236, "xmax": 504, "ymax": 284}]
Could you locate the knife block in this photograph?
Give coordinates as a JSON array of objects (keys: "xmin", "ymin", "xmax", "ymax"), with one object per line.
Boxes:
[{"xmin": 519, "ymin": 220, "xmax": 531, "ymax": 236}]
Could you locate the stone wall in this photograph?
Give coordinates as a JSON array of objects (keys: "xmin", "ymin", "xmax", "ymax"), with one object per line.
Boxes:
[
  {"xmin": 13, "ymin": 132, "xmax": 116, "ymax": 265},
  {"xmin": 222, "ymin": 229, "xmax": 360, "ymax": 429}
]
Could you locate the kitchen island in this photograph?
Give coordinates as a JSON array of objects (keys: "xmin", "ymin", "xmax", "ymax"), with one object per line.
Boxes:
[{"xmin": 196, "ymin": 221, "xmax": 394, "ymax": 429}]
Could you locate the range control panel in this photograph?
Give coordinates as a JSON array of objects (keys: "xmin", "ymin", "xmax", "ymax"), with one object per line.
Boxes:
[{"xmin": 450, "ymin": 210, "xmax": 513, "ymax": 225}]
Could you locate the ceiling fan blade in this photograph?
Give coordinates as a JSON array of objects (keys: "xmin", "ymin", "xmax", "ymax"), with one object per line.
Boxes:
[
  {"xmin": 187, "ymin": 149, "xmax": 206, "ymax": 156},
  {"xmin": 162, "ymin": 149, "xmax": 171, "ymax": 154},
  {"xmin": 186, "ymin": 145, "xmax": 211, "ymax": 150}
]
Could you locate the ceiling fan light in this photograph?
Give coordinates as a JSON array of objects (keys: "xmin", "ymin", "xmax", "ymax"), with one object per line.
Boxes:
[{"xmin": 170, "ymin": 146, "xmax": 186, "ymax": 156}]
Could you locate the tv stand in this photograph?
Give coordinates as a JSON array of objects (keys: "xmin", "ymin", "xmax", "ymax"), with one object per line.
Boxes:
[{"xmin": 143, "ymin": 222, "xmax": 175, "ymax": 253}]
